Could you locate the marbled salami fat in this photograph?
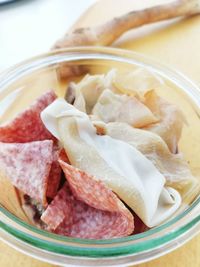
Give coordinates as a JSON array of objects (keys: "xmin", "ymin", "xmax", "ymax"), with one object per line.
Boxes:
[
  {"xmin": 0, "ymin": 140, "xmax": 53, "ymax": 205},
  {"xmin": 41, "ymin": 156, "xmax": 134, "ymax": 239},
  {"xmin": 0, "ymin": 90, "xmax": 57, "ymax": 143}
]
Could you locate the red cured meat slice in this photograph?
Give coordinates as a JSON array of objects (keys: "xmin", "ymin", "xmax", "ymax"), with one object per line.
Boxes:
[
  {"xmin": 41, "ymin": 183, "xmax": 73, "ymax": 230},
  {"xmin": 55, "ymin": 185, "xmax": 133, "ymax": 239},
  {"xmin": 59, "ymin": 159, "xmax": 128, "ymax": 213},
  {"xmin": 55, "ymin": 203, "xmax": 129, "ymax": 239},
  {"xmin": 46, "ymin": 149, "xmax": 71, "ymax": 199},
  {"xmin": 42, "ymin": 181, "xmax": 133, "ymax": 239},
  {"xmin": 0, "ymin": 90, "xmax": 57, "ymax": 143},
  {"xmin": 41, "ymin": 156, "xmax": 134, "ymax": 239},
  {"xmin": 132, "ymin": 212, "xmax": 148, "ymax": 234},
  {"xmin": 46, "ymin": 146, "xmax": 62, "ymax": 199},
  {"xmin": 0, "ymin": 140, "xmax": 53, "ymax": 205}
]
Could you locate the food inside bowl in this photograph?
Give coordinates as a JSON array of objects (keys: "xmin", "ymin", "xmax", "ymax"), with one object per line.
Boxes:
[{"xmin": 0, "ymin": 68, "xmax": 198, "ymax": 239}]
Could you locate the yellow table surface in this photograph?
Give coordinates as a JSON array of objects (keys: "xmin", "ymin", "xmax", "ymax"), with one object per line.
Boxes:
[{"xmin": 1, "ymin": 0, "xmax": 200, "ymax": 266}]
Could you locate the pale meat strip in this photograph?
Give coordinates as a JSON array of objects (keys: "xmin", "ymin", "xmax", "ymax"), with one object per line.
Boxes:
[
  {"xmin": 104, "ymin": 122, "xmax": 198, "ymax": 198},
  {"xmin": 144, "ymin": 91, "xmax": 186, "ymax": 153},
  {"xmin": 92, "ymin": 89, "xmax": 158, "ymax": 127}
]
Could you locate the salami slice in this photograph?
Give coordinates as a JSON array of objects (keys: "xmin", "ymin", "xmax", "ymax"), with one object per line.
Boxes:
[
  {"xmin": 0, "ymin": 140, "xmax": 53, "ymax": 205},
  {"xmin": 0, "ymin": 90, "xmax": 57, "ymax": 143},
  {"xmin": 41, "ymin": 183, "xmax": 73, "ymax": 230},
  {"xmin": 46, "ymin": 146, "xmax": 62, "ymax": 199},
  {"xmin": 41, "ymin": 156, "xmax": 134, "ymax": 239},
  {"xmin": 132, "ymin": 212, "xmax": 148, "ymax": 234}
]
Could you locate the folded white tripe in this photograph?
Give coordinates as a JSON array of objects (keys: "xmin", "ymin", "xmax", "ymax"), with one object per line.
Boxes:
[{"xmin": 41, "ymin": 98, "xmax": 181, "ymax": 227}]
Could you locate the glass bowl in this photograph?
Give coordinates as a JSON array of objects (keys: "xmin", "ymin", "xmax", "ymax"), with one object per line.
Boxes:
[{"xmin": 0, "ymin": 47, "xmax": 200, "ymax": 267}]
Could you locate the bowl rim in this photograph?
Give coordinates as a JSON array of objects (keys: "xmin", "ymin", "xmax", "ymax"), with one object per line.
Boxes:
[{"xmin": 0, "ymin": 46, "xmax": 200, "ymax": 265}]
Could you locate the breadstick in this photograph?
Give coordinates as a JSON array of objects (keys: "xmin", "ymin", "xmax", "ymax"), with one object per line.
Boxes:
[{"xmin": 54, "ymin": 0, "xmax": 200, "ymax": 49}]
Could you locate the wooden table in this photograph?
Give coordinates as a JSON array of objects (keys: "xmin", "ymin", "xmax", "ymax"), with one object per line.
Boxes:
[{"xmin": 1, "ymin": 0, "xmax": 200, "ymax": 266}]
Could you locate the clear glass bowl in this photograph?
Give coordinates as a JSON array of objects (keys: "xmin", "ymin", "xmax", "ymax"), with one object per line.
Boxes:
[{"xmin": 0, "ymin": 47, "xmax": 200, "ymax": 267}]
